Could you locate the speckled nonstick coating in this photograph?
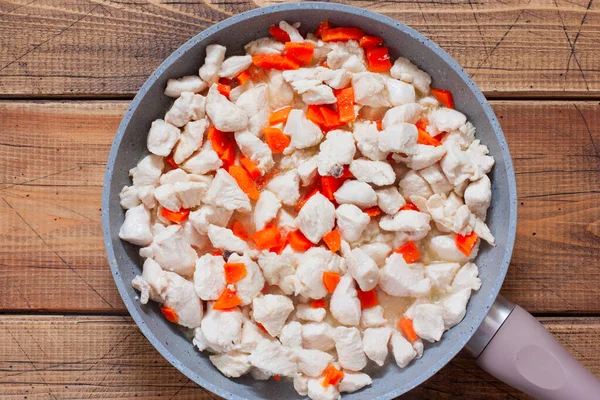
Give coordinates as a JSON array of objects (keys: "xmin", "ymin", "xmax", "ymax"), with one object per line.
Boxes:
[{"xmin": 102, "ymin": 2, "xmax": 518, "ymax": 399}]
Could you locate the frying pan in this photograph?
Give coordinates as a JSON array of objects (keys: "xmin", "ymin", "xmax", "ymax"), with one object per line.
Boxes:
[{"xmin": 101, "ymin": 3, "xmax": 600, "ymax": 399}]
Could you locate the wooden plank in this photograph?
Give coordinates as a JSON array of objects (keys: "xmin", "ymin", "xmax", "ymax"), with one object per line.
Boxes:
[
  {"xmin": 1, "ymin": 0, "xmax": 600, "ymax": 97},
  {"xmin": 0, "ymin": 100, "xmax": 599, "ymax": 314},
  {"xmin": 0, "ymin": 315, "xmax": 598, "ymax": 399}
]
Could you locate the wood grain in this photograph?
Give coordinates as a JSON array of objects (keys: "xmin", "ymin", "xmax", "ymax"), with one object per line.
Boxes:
[
  {"xmin": 0, "ymin": 100, "xmax": 599, "ymax": 314},
  {"xmin": 2, "ymin": 0, "xmax": 600, "ymax": 97},
  {"xmin": 0, "ymin": 315, "xmax": 598, "ymax": 399}
]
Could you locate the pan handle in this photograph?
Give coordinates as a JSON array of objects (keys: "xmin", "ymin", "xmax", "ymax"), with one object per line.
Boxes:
[{"xmin": 465, "ymin": 295, "xmax": 600, "ymax": 399}]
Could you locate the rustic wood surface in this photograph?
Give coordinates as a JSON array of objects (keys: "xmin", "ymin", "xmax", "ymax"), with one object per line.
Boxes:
[{"xmin": 1, "ymin": 0, "xmax": 600, "ymax": 398}]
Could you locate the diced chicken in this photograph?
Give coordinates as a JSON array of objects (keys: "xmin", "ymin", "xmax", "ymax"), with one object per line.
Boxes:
[
  {"xmin": 154, "ymin": 184, "xmax": 181, "ymax": 211},
  {"xmin": 181, "ymin": 219, "xmax": 209, "ymax": 251},
  {"xmin": 302, "ymin": 322, "xmax": 336, "ymax": 351},
  {"xmin": 253, "ymin": 190, "xmax": 282, "ymax": 231},
  {"xmin": 296, "ymin": 303, "xmax": 327, "ymax": 322},
  {"xmin": 390, "ymin": 57, "xmax": 431, "ymax": 94},
  {"xmin": 412, "ymin": 304, "xmax": 445, "ymax": 343},
  {"xmin": 451, "ymin": 262, "xmax": 482, "ymax": 292},
  {"xmin": 426, "ymin": 193, "xmax": 464, "ymax": 233},
  {"xmin": 464, "ymin": 175, "xmax": 491, "ymax": 219},
  {"xmin": 419, "ymin": 164, "xmax": 453, "ymax": 195},
  {"xmin": 193, "ymin": 254, "xmax": 226, "ymax": 301},
  {"xmin": 238, "ymin": 319, "xmax": 272, "ymax": 353},
  {"xmin": 251, "ymin": 367, "xmax": 272, "ymax": 381},
  {"xmin": 295, "ymin": 193, "xmax": 336, "ymax": 244},
  {"xmin": 330, "ymin": 274, "xmax": 361, "ymax": 326},
  {"xmin": 284, "ymin": 109, "xmax": 323, "ymax": 151},
  {"xmin": 298, "ymin": 156, "xmax": 319, "ymax": 186},
  {"xmin": 189, "ymin": 204, "xmax": 233, "ymax": 235},
  {"xmin": 394, "ymin": 144, "xmax": 446, "ymax": 171},
  {"xmin": 338, "ymin": 371, "xmax": 372, "ymax": 393},
  {"xmin": 352, "ymin": 72, "xmax": 390, "ymax": 108},
  {"xmin": 267, "ymin": 70, "xmax": 294, "ymax": 109},
  {"xmin": 335, "ymin": 204, "xmax": 370, "ymax": 243},
  {"xmin": 317, "ymin": 130, "xmax": 356, "ymax": 176},
  {"xmin": 147, "ymin": 119, "xmax": 180, "ymax": 156},
  {"xmin": 379, "ymin": 123, "xmax": 418, "ymax": 155},
  {"xmin": 228, "ymin": 253, "xmax": 265, "ymax": 306},
  {"xmin": 245, "ymin": 37, "xmax": 285, "ymax": 56},
  {"xmin": 119, "ymin": 204, "xmax": 153, "ymax": 246},
  {"xmin": 130, "ymin": 155, "xmax": 163, "ymax": 187},
  {"xmin": 236, "ymin": 84, "xmax": 270, "ymax": 137},
  {"xmin": 150, "ymin": 225, "xmax": 197, "ymax": 276},
  {"xmin": 181, "ymin": 140, "xmax": 223, "ymax": 175},
  {"xmin": 322, "ymin": 68, "xmax": 352, "ymax": 89},
  {"xmin": 442, "ymin": 288, "xmax": 471, "ymax": 329},
  {"xmin": 353, "ymin": 121, "xmax": 387, "ymax": 161},
  {"xmin": 439, "ymin": 141, "xmax": 475, "ymax": 186},
  {"xmin": 413, "ymin": 338, "xmax": 424, "ymax": 359},
  {"xmin": 349, "ymin": 159, "xmax": 396, "ymax": 186},
  {"xmin": 165, "ymin": 92, "xmax": 196, "ymax": 127},
  {"xmin": 299, "ymin": 83, "xmax": 338, "ymax": 105},
  {"xmin": 279, "ymin": 20, "xmax": 304, "ymax": 42},
  {"xmin": 210, "ymin": 351, "xmax": 252, "ymax": 378},
  {"xmin": 252, "ymin": 294, "xmax": 294, "ymax": 336},
  {"xmin": 248, "ymin": 340, "xmax": 297, "ymax": 377},
  {"xmin": 158, "ymin": 168, "xmax": 190, "ymax": 186},
  {"xmin": 204, "ymin": 169, "xmax": 251, "ymax": 212},
  {"xmin": 376, "ymin": 187, "xmax": 405, "ymax": 215},
  {"xmin": 174, "ymin": 181, "xmax": 207, "ymax": 209},
  {"xmin": 379, "ymin": 253, "xmax": 431, "ymax": 297},
  {"xmin": 382, "ymin": 103, "xmax": 424, "ymax": 129},
  {"xmin": 427, "ymin": 108, "xmax": 467, "ymax": 137},
  {"xmin": 334, "ymin": 180, "xmax": 378, "ymax": 208},
  {"xmin": 131, "ymin": 259, "xmax": 164, "ymax": 304},
  {"xmin": 425, "ymin": 262, "xmax": 461, "ymax": 291},
  {"xmin": 173, "ymin": 119, "xmax": 208, "ymax": 164},
  {"xmin": 429, "ymin": 235, "xmax": 472, "ymax": 263},
  {"xmin": 334, "ymin": 326, "xmax": 367, "ymax": 371},
  {"xmin": 206, "ymin": 84, "xmax": 249, "ymax": 132},
  {"xmin": 119, "ymin": 186, "xmax": 140, "ymax": 210},
  {"xmin": 277, "ymin": 207, "xmax": 298, "ymax": 231},
  {"xmin": 398, "ymin": 170, "xmax": 433, "ymax": 199},
  {"xmin": 359, "ymin": 242, "xmax": 392, "ymax": 267},
  {"xmin": 379, "ymin": 210, "xmax": 431, "ymax": 243},
  {"xmin": 391, "ymin": 331, "xmax": 417, "ymax": 368},
  {"xmin": 307, "ymin": 378, "xmax": 340, "ymax": 400},
  {"xmin": 279, "ymin": 321, "xmax": 303, "ymax": 348},
  {"xmin": 295, "ymin": 247, "xmax": 344, "ymax": 299},
  {"xmin": 234, "ymin": 131, "xmax": 274, "ymax": 174},
  {"xmin": 207, "ymin": 225, "xmax": 249, "ymax": 253},
  {"xmin": 266, "ymin": 169, "xmax": 300, "ymax": 207},
  {"xmin": 219, "ymin": 55, "xmax": 253, "ymax": 79},
  {"xmin": 294, "ymin": 375, "xmax": 309, "ymax": 396},
  {"xmin": 164, "ymin": 76, "xmax": 207, "ymax": 98},
  {"xmin": 257, "ymin": 251, "xmax": 297, "ymax": 295},
  {"xmin": 199, "ymin": 44, "xmax": 226, "ymax": 85},
  {"xmin": 201, "ymin": 303, "xmax": 243, "ymax": 352},
  {"xmin": 346, "ymin": 248, "xmax": 380, "ymax": 291},
  {"xmin": 360, "ymin": 306, "xmax": 388, "ymax": 329},
  {"xmin": 385, "ymin": 78, "xmax": 416, "ymax": 106},
  {"xmin": 295, "ymin": 349, "xmax": 333, "ymax": 377}
]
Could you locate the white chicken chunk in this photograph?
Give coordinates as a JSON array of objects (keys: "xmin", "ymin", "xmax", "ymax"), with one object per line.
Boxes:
[
  {"xmin": 254, "ymin": 190, "xmax": 282, "ymax": 231},
  {"xmin": 130, "ymin": 154, "xmax": 163, "ymax": 187},
  {"xmin": 181, "ymin": 140, "xmax": 223, "ymax": 175},
  {"xmin": 349, "ymin": 159, "xmax": 396, "ymax": 186},
  {"xmin": 119, "ymin": 186, "xmax": 140, "ymax": 210},
  {"xmin": 338, "ymin": 371, "xmax": 372, "ymax": 393},
  {"xmin": 390, "ymin": 57, "xmax": 431, "ymax": 94},
  {"xmin": 335, "ymin": 204, "xmax": 370, "ymax": 243},
  {"xmin": 376, "ymin": 187, "xmax": 406, "ymax": 215},
  {"xmin": 419, "ymin": 164, "xmax": 453, "ymax": 195},
  {"xmin": 382, "ymin": 103, "xmax": 424, "ymax": 129},
  {"xmin": 235, "ymin": 129, "xmax": 274, "ymax": 173},
  {"xmin": 248, "ymin": 340, "xmax": 297, "ymax": 377},
  {"xmin": 236, "ymin": 84, "xmax": 270, "ymax": 137},
  {"xmin": 245, "ymin": 37, "xmax": 285, "ymax": 56},
  {"xmin": 359, "ymin": 242, "xmax": 392, "ymax": 267},
  {"xmin": 316, "ymin": 130, "xmax": 356, "ymax": 176},
  {"xmin": 165, "ymin": 92, "xmax": 198, "ymax": 128},
  {"xmin": 330, "ymin": 274, "xmax": 361, "ymax": 326},
  {"xmin": 201, "ymin": 303, "xmax": 243, "ymax": 352},
  {"xmin": 228, "ymin": 253, "xmax": 265, "ymax": 306},
  {"xmin": 295, "ymin": 349, "xmax": 333, "ymax": 377},
  {"xmin": 174, "ymin": 181, "xmax": 206, "ymax": 209},
  {"xmin": 379, "ymin": 253, "xmax": 431, "ymax": 297},
  {"xmin": 238, "ymin": 319, "xmax": 271, "ymax": 353},
  {"xmin": 206, "ymin": 84, "xmax": 249, "ymax": 132},
  {"xmin": 353, "ymin": 121, "xmax": 387, "ymax": 161},
  {"xmin": 294, "ymin": 375, "xmax": 309, "ymax": 396},
  {"xmin": 159, "ymin": 168, "xmax": 189, "ymax": 185},
  {"xmin": 442, "ymin": 288, "xmax": 471, "ymax": 329},
  {"xmin": 295, "ymin": 193, "xmax": 336, "ymax": 244},
  {"xmin": 173, "ymin": 119, "xmax": 208, "ymax": 164},
  {"xmin": 451, "ymin": 262, "xmax": 482, "ymax": 292},
  {"xmin": 297, "ymin": 156, "xmax": 319, "ymax": 186},
  {"xmin": 267, "ymin": 70, "xmax": 294, "ymax": 109},
  {"xmin": 378, "ymin": 123, "xmax": 418, "ymax": 155},
  {"xmin": 429, "ymin": 235, "xmax": 472, "ymax": 263},
  {"xmin": 277, "ymin": 207, "xmax": 298, "ymax": 231},
  {"xmin": 307, "ymin": 378, "xmax": 340, "ymax": 400},
  {"xmin": 385, "ymin": 78, "xmax": 416, "ymax": 106},
  {"xmin": 279, "ymin": 20, "xmax": 304, "ymax": 42},
  {"xmin": 296, "ymin": 303, "xmax": 327, "ymax": 322},
  {"xmin": 164, "ymin": 75, "xmax": 207, "ymax": 98},
  {"xmin": 334, "ymin": 326, "xmax": 367, "ymax": 371},
  {"xmin": 181, "ymin": 219, "xmax": 209, "ymax": 251},
  {"xmin": 427, "ymin": 108, "xmax": 467, "ymax": 137},
  {"xmin": 131, "ymin": 258, "xmax": 163, "ymax": 305},
  {"xmin": 295, "ymin": 247, "xmax": 344, "ymax": 299},
  {"xmin": 193, "ymin": 254, "xmax": 226, "ymax": 301},
  {"xmin": 266, "ymin": 170, "xmax": 300, "ymax": 207},
  {"xmin": 199, "ymin": 44, "xmax": 226, "ymax": 85},
  {"xmin": 150, "ymin": 225, "xmax": 197, "ymax": 276},
  {"xmin": 352, "ymin": 72, "xmax": 390, "ymax": 108},
  {"xmin": 391, "ymin": 331, "xmax": 417, "ymax": 368},
  {"xmin": 154, "ymin": 184, "xmax": 182, "ymax": 211},
  {"xmin": 425, "ymin": 262, "xmax": 461, "ymax": 291},
  {"xmin": 412, "ymin": 304, "xmax": 445, "ymax": 343},
  {"xmin": 137, "ymin": 185, "xmax": 157, "ymax": 209},
  {"xmin": 147, "ymin": 119, "xmax": 180, "ymax": 156},
  {"xmin": 360, "ymin": 305, "xmax": 388, "ymax": 328},
  {"xmin": 119, "ymin": 204, "xmax": 153, "ymax": 246},
  {"xmin": 464, "ymin": 175, "xmax": 491, "ymax": 219},
  {"xmin": 397, "ymin": 145, "xmax": 446, "ymax": 172},
  {"xmin": 189, "ymin": 204, "xmax": 233, "ymax": 235},
  {"xmin": 302, "ymin": 322, "xmax": 335, "ymax": 351},
  {"xmin": 399, "ymin": 169, "xmax": 434, "ymax": 199},
  {"xmin": 219, "ymin": 55, "xmax": 253, "ymax": 79},
  {"xmin": 257, "ymin": 251, "xmax": 297, "ymax": 295},
  {"xmin": 210, "ymin": 351, "xmax": 252, "ymax": 378},
  {"xmin": 346, "ymin": 248, "xmax": 380, "ymax": 291},
  {"xmin": 334, "ymin": 180, "xmax": 378, "ymax": 208},
  {"xmin": 252, "ymin": 294, "xmax": 294, "ymax": 336},
  {"xmin": 279, "ymin": 321, "xmax": 303, "ymax": 348},
  {"xmin": 379, "ymin": 210, "xmax": 431, "ymax": 243},
  {"xmin": 301, "ymin": 84, "xmax": 338, "ymax": 105},
  {"xmin": 204, "ymin": 169, "xmax": 251, "ymax": 212},
  {"xmin": 207, "ymin": 225, "xmax": 249, "ymax": 253},
  {"xmin": 284, "ymin": 109, "xmax": 323, "ymax": 151}
]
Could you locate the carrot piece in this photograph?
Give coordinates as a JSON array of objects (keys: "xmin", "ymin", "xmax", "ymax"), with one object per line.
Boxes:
[
  {"xmin": 236, "ymin": 70, "xmax": 251, "ymax": 85},
  {"xmin": 239, "ymin": 154, "xmax": 262, "ymax": 180},
  {"xmin": 273, "ymin": 375, "xmax": 281, "ymax": 381},
  {"xmin": 341, "ymin": 165, "xmax": 354, "ymax": 179},
  {"xmin": 220, "ymin": 141, "xmax": 237, "ymax": 169},
  {"xmin": 321, "ymin": 27, "xmax": 365, "ymax": 42},
  {"xmin": 213, "ymin": 287, "xmax": 242, "ymax": 310},
  {"xmin": 366, "ymin": 47, "xmax": 392, "ymax": 72},
  {"xmin": 364, "ymin": 206, "xmax": 382, "ymax": 217},
  {"xmin": 395, "ymin": 241, "xmax": 421, "ymax": 264},
  {"xmin": 263, "ymin": 127, "xmax": 291, "ymax": 154},
  {"xmin": 356, "ymin": 288, "xmax": 379, "ymax": 309},
  {"xmin": 314, "ymin": 20, "xmax": 331, "ymax": 39},
  {"xmin": 210, "ymin": 249, "xmax": 223, "ymax": 256},
  {"xmin": 285, "ymin": 41, "xmax": 315, "ymax": 66},
  {"xmin": 375, "ymin": 118, "xmax": 383, "ymax": 131},
  {"xmin": 321, "ymin": 365, "xmax": 344, "ymax": 387},
  {"xmin": 268, "ymin": 106, "xmax": 293, "ymax": 125},
  {"xmin": 320, "ymin": 175, "xmax": 342, "ymax": 201},
  {"xmin": 160, "ymin": 306, "xmax": 178, "ymax": 323},
  {"xmin": 269, "ymin": 233, "xmax": 288, "ymax": 254},
  {"xmin": 431, "ymin": 88, "xmax": 455, "ymax": 109},
  {"xmin": 400, "ymin": 202, "xmax": 419, "ymax": 212},
  {"xmin": 161, "ymin": 207, "xmax": 190, "ymax": 224},
  {"xmin": 252, "ymin": 54, "xmax": 299, "ymax": 70},
  {"xmin": 398, "ymin": 318, "xmax": 418, "ymax": 342},
  {"xmin": 250, "ymin": 224, "xmax": 282, "ymax": 250},
  {"xmin": 415, "ymin": 118, "xmax": 429, "ymax": 131},
  {"xmin": 218, "ymin": 77, "xmax": 232, "ymax": 85},
  {"xmin": 359, "ymin": 35, "xmax": 384, "ymax": 49},
  {"xmin": 224, "ymin": 262, "xmax": 247, "ymax": 284},
  {"xmin": 248, "ymin": 64, "xmax": 268, "ymax": 82},
  {"xmin": 322, "ymin": 271, "xmax": 341, "ymax": 293},
  {"xmin": 319, "ymin": 106, "xmax": 343, "ymax": 129},
  {"xmin": 217, "ymin": 83, "xmax": 231, "ymax": 98},
  {"xmin": 297, "ymin": 186, "xmax": 321, "ymax": 211},
  {"xmin": 164, "ymin": 155, "xmax": 178, "ymax": 169},
  {"xmin": 257, "ymin": 322, "xmax": 268, "ymax": 333},
  {"xmin": 269, "ymin": 25, "xmax": 290, "ymax": 42},
  {"xmin": 456, "ymin": 231, "xmax": 479, "ymax": 256},
  {"xmin": 310, "ymin": 298, "xmax": 327, "ymax": 309},
  {"xmin": 287, "ymin": 230, "xmax": 314, "ymax": 252},
  {"xmin": 228, "ymin": 165, "xmax": 260, "ymax": 201},
  {"xmin": 319, "ymin": 60, "xmax": 329, "ymax": 68},
  {"xmin": 335, "ymin": 87, "xmax": 355, "ymax": 123},
  {"xmin": 417, "ymin": 128, "xmax": 442, "ymax": 146},
  {"xmin": 208, "ymin": 126, "xmax": 233, "ymax": 156},
  {"xmin": 256, "ymin": 167, "xmax": 280, "ymax": 191},
  {"xmin": 231, "ymin": 220, "xmax": 249, "ymax": 241},
  {"xmin": 323, "ymin": 229, "xmax": 341, "ymax": 253},
  {"xmin": 306, "ymin": 105, "xmax": 325, "ymax": 126}
]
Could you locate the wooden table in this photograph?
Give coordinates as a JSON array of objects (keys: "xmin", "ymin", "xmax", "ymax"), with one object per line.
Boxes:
[{"xmin": 1, "ymin": 0, "xmax": 599, "ymax": 398}]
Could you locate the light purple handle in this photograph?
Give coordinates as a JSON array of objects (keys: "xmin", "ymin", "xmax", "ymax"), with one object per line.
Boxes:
[{"xmin": 475, "ymin": 304, "xmax": 600, "ymax": 399}]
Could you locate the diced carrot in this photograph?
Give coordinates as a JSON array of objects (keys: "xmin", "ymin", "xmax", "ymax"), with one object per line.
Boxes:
[
  {"xmin": 161, "ymin": 207, "xmax": 189, "ymax": 224},
  {"xmin": 321, "ymin": 365, "xmax": 344, "ymax": 387},
  {"xmin": 285, "ymin": 41, "xmax": 315, "ymax": 66},
  {"xmin": 359, "ymin": 35, "xmax": 384, "ymax": 49},
  {"xmin": 268, "ymin": 106, "xmax": 293, "ymax": 125},
  {"xmin": 314, "ymin": 20, "xmax": 331, "ymax": 39},
  {"xmin": 269, "ymin": 25, "xmax": 290, "ymax": 42},
  {"xmin": 218, "ymin": 77, "xmax": 232, "ymax": 85},
  {"xmin": 320, "ymin": 175, "xmax": 343, "ymax": 201},
  {"xmin": 322, "ymin": 271, "xmax": 341, "ymax": 293},
  {"xmin": 248, "ymin": 64, "xmax": 268, "ymax": 82},
  {"xmin": 366, "ymin": 47, "xmax": 392, "ymax": 72},
  {"xmin": 321, "ymin": 27, "xmax": 365, "ymax": 42},
  {"xmin": 213, "ymin": 287, "xmax": 242, "ymax": 310},
  {"xmin": 356, "ymin": 288, "xmax": 379, "ymax": 309},
  {"xmin": 456, "ymin": 231, "xmax": 479, "ymax": 256},
  {"xmin": 335, "ymin": 87, "xmax": 355, "ymax": 123},
  {"xmin": 364, "ymin": 206, "xmax": 382, "ymax": 217},
  {"xmin": 395, "ymin": 241, "xmax": 421, "ymax": 264},
  {"xmin": 228, "ymin": 165, "xmax": 260, "ymax": 201},
  {"xmin": 323, "ymin": 229, "xmax": 341, "ymax": 253},
  {"xmin": 319, "ymin": 60, "xmax": 329, "ymax": 68},
  {"xmin": 160, "ymin": 306, "xmax": 178, "ymax": 323},
  {"xmin": 164, "ymin": 155, "xmax": 178, "ymax": 170},
  {"xmin": 236, "ymin": 70, "xmax": 251, "ymax": 85},
  {"xmin": 297, "ymin": 186, "xmax": 321, "ymax": 211},
  {"xmin": 375, "ymin": 118, "xmax": 383, "ymax": 131},
  {"xmin": 310, "ymin": 298, "xmax": 327, "ymax": 308},
  {"xmin": 341, "ymin": 165, "xmax": 354, "ymax": 179},
  {"xmin": 210, "ymin": 249, "xmax": 223, "ymax": 256},
  {"xmin": 257, "ymin": 322, "xmax": 268, "ymax": 333},
  {"xmin": 415, "ymin": 118, "xmax": 429, "ymax": 131},
  {"xmin": 400, "ymin": 203, "xmax": 419, "ymax": 212},
  {"xmin": 287, "ymin": 230, "xmax": 314, "ymax": 252},
  {"xmin": 269, "ymin": 233, "xmax": 287, "ymax": 254},
  {"xmin": 208, "ymin": 126, "xmax": 233, "ymax": 156},
  {"xmin": 398, "ymin": 318, "xmax": 418, "ymax": 342},
  {"xmin": 306, "ymin": 105, "xmax": 325, "ymax": 126},
  {"xmin": 239, "ymin": 154, "xmax": 262, "ymax": 180},
  {"xmin": 224, "ymin": 262, "xmax": 247, "ymax": 284},
  {"xmin": 217, "ymin": 83, "xmax": 231, "ymax": 98},
  {"xmin": 320, "ymin": 106, "xmax": 343, "ymax": 129},
  {"xmin": 231, "ymin": 220, "xmax": 249, "ymax": 241},
  {"xmin": 256, "ymin": 167, "xmax": 280, "ymax": 191},
  {"xmin": 263, "ymin": 127, "xmax": 291, "ymax": 154},
  {"xmin": 220, "ymin": 141, "xmax": 236, "ymax": 169},
  {"xmin": 252, "ymin": 54, "xmax": 299, "ymax": 70},
  {"xmin": 273, "ymin": 375, "xmax": 281, "ymax": 381},
  {"xmin": 250, "ymin": 224, "xmax": 282, "ymax": 250},
  {"xmin": 431, "ymin": 88, "xmax": 455, "ymax": 109},
  {"xmin": 417, "ymin": 128, "xmax": 442, "ymax": 146}
]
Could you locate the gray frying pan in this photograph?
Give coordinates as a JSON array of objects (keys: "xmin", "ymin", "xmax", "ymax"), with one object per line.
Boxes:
[{"xmin": 101, "ymin": 3, "xmax": 600, "ymax": 399}]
